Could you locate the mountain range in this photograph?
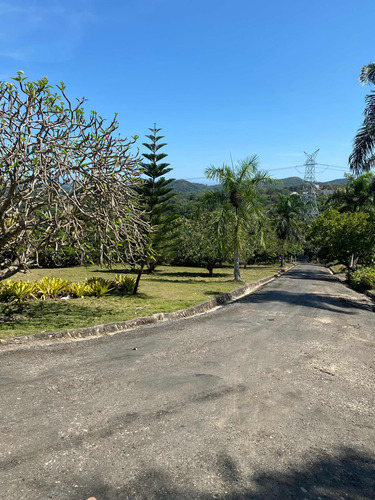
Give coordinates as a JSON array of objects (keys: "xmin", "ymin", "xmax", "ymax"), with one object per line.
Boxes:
[{"xmin": 170, "ymin": 177, "xmax": 347, "ymax": 195}]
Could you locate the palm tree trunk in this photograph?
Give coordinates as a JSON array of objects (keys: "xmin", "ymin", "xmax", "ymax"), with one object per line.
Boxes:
[
  {"xmin": 234, "ymin": 245, "xmax": 241, "ymax": 281},
  {"xmin": 281, "ymin": 253, "xmax": 285, "ymax": 267}
]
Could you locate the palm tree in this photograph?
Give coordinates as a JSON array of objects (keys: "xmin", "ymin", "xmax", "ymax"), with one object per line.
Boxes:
[
  {"xmin": 273, "ymin": 194, "xmax": 304, "ymax": 267},
  {"xmin": 204, "ymin": 156, "xmax": 271, "ymax": 281},
  {"xmin": 349, "ymin": 62, "xmax": 375, "ymax": 174},
  {"xmin": 330, "ymin": 173, "xmax": 375, "ymax": 213}
]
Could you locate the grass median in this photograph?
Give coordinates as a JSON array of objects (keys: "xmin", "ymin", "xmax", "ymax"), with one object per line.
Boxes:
[{"xmin": 0, "ymin": 264, "xmax": 282, "ymax": 339}]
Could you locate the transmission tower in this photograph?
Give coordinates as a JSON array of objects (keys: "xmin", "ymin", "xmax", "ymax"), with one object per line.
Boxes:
[{"xmin": 302, "ymin": 149, "xmax": 319, "ymax": 220}]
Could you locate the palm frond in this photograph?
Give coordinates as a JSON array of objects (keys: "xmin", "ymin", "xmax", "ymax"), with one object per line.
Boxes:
[
  {"xmin": 359, "ymin": 63, "xmax": 375, "ymax": 86},
  {"xmin": 349, "ymin": 90, "xmax": 375, "ymax": 174}
]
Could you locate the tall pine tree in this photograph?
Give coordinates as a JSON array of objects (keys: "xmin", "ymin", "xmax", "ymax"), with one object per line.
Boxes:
[{"xmin": 140, "ymin": 124, "xmax": 177, "ymax": 271}]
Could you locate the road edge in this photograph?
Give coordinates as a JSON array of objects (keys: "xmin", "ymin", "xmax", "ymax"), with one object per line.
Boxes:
[
  {"xmin": 327, "ymin": 266, "xmax": 375, "ymax": 302},
  {"xmin": 0, "ymin": 265, "xmax": 296, "ymax": 347}
]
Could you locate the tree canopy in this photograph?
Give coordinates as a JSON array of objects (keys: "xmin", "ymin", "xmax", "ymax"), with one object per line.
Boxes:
[
  {"xmin": 204, "ymin": 156, "xmax": 272, "ymax": 280},
  {"xmin": 0, "ymin": 73, "xmax": 148, "ymax": 280},
  {"xmin": 349, "ymin": 62, "xmax": 375, "ymax": 174},
  {"xmin": 140, "ymin": 124, "xmax": 177, "ymax": 271}
]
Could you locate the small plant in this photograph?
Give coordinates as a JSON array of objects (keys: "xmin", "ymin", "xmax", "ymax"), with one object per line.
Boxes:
[
  {"xmin": 114, "ymin": 274, "xmax": 136, "ymax": 294},
  {"xmin": 69, "ymin": 282, "xmax": 91, "ymax": 298},
  {"xmin": 347, "ymin": 267, "xmax": 375, "ymax": 291},
  {"xmin": 0, "ymin": 280, "xmax": 35, "ymax": 302},
  {"xmin": 34, "ymin": 277, "xmax": 71, "ymax": 299},
  {"xmin": 83, "ymin": 277, "xmax": 113, "ymax": 297}
]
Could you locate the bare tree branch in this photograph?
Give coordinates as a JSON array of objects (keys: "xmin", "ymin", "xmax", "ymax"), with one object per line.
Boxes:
[{"xmin": 0, "ymin": 73, "xmax": 149, "ymax": 279}]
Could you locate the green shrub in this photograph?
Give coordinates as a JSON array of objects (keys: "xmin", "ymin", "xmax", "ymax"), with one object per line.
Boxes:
[
  {"xmin": 83, "ymin": 277, "xmax": 113, "ymax": 297},
  {"xmin": 0, "ymin": 280, "xmax": 35, "ymax": 302},
  {"xmin": 114, "ymin": 274, "xmax": 136, "ymax": 294},
  {"xmin": 347, "ymin": 267, "xmax": 375, "ymax": 291},
  {"xmin": 0, "ymin": 274, "xmax": 136, "ymax": 302},
  {"xmin": 68, "ymin": 282, "xmax": 92, "ymax": 298},
  {"xmin": 34, "ymin": 277, "xmax": 71, "ymax": 299}
]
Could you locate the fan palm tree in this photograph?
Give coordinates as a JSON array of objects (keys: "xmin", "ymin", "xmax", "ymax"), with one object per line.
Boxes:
[
  {"xmin": 349, "ymin": 62, "xmax": 375, "ymax": 174},
  {"xmin": 273, "ymin": 194, "xmax": 304, "ymax": 267},
  {"xmin": 204, "ymin": 156, "xmax": 271, "ymax": 281}
]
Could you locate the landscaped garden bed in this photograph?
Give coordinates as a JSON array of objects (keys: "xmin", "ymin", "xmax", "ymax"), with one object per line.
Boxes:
[{"xmin": 0, "ymin": 264, "xmax": 282, "ymax": 339}]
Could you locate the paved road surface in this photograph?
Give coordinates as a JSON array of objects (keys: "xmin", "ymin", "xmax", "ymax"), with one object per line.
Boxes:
[{"xmin": 1, "ymin": 264, "xmax": 374, "ymax": 499}]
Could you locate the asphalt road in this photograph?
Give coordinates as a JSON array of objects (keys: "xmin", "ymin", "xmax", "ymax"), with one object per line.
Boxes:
[{"xmin": 1, "ymin": 264, "xmax": 375, "ymax": 500}]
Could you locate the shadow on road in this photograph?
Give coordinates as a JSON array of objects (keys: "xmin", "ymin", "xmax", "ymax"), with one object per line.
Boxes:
[
  {"xmin": 286, "ymin": 271, "xmax": 339, "ymax": 283},
  {"xmin": 237, "ymin": 289, "xmax": 373, "ymax": 314},
  {"xmin": 70, "ymin": 447, "xmax": 374, "ymax": 499}
]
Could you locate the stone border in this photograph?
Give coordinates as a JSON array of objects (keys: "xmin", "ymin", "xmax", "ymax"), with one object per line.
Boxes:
[{"xmin": 0, "ymin": 266, "xmax": 295, "ymax": 347}]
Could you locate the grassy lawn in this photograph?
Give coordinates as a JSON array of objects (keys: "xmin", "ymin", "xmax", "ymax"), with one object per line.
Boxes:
[{"xmin": 0, "ymin": 264, "xmax": 282, "ymax": 339}]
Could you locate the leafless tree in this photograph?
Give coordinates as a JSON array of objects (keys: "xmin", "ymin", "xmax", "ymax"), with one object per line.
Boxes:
[{"xmin": 0, "ymin": 72, "xmax": 149, "ymax": 280}]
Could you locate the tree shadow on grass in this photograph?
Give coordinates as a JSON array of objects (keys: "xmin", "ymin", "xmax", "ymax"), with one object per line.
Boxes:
[
  {"xmin": 203, "ymin": 290, "xmax": 226, "ymax": 297},
  {"xmin": 155, "ymin": 271, "xmax": 229, "ymax": 279},
  {"xmin": 0, "ymin": 300, "xmax": 127, "ymax": 336},
  {"xmin": 92, "ymin": 268, "xmax": 139, "ymax": 275},
  {"xmin": 147, "ymin": 278, "xmax": 236, "ymax": 285},
  {"xmin": 62, "ymin": 446, "xmax": 375, "ymax": 500}
]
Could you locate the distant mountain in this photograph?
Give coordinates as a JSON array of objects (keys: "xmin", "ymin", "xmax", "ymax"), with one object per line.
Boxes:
[
  {"xmin": 276, "ymin": 177, "xmax": 304, "ymax": 187},
  {"xmin": 170, "ymin": 179, "xmax": 218, "ymax": 195},
  {"xmin": 322, "ymin": 178, "xmax": 347, "ymax": 186},
  {"xmin": 170, "ymin": 177, "xmax": 347, "ymax": 195}
]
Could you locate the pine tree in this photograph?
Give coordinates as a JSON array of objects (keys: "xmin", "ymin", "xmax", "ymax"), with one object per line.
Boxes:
[{"xmin": 140, "ymin": 124, "xmax": 177, "ymax": 271}]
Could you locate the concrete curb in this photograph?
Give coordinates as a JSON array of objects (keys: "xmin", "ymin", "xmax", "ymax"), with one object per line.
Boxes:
[
  {"xmin": 0, "ymin": 265, "xmax": 296, "ymax": 347},
  {"xmin": 327, "ymin": 266, "xmax": 375, "ymax": 301}
]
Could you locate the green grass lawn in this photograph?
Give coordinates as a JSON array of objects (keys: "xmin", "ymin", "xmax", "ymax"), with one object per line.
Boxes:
[{"xmin": 0, "ymin": 264, "xmax": 282, "ymax": 339}]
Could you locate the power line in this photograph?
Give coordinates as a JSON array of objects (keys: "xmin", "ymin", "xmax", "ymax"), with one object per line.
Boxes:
[{"xmin": 182, "ymin": 162, "xmax": 349, "ymax": 181}]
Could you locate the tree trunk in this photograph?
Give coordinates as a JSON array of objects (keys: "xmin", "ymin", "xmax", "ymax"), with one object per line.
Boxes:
[
  {"xmin": 147, "ymin": 260, "xmax": 156, "ymax": 273},
  {"xmin": 0, "ymin": 264, "xmax": 22, "ymax": 281},
  {"xmin": 234, "ymin": 246, "xmax": 241, "ymax": 281},
  {"xmin": 349, "ymin": 254, "xmax": 359, "ymax": 269},
  {"xmin": 99, "ymin": 244, "xmax": 104, "ymax": 267},
  {"xmin": 207, "ymin": 265, "xmax": 213, "ymax": 277},
  {"xmin": 281, "ymin": 253, "xmax": 285, "ymax": 267},
  {"xmin": 133, "ymin": 262, "xmax": 145, "ymax": 294}
]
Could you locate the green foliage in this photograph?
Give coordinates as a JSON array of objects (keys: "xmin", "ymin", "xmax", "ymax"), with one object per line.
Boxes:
[
  {"xmin": 68, "ymin": 282, "xmax": 92, "ymax": 298},
  {"xmin": 204, "ymin": 156, "xmax": 273, "ymax": 280},
  {"xmin": 272, "ymin": 194, "xmax": 305, "ymax": 266},
  {"xmin": 0, "ymin": 280, "xmax": 35, "ymax": 302},
  {"xmin": 0, "ymin": 273, "xmax": 137, "ymax": 302},
  {"xmin": 34, "ymin": 277, "xmax": 71, "ymax": 300},
  {"xmin": 173, "ymin": 213, "xmax": 231, "ymax": 275},
  {"xmin": 330, "ymin": 173, "xmax": 375, "ymax": 213},
  {"xmin": 308, "ymin": 208, "xmax": 375, "ymax": 267},
  {"xmin": 83, "ymin": 277, "xmax": 113, "ymax": 297},
  {"xmin": 347, "ymin": 267, "xmax": 375, "ymax": 291},
  {"xmin": 349, "ymin": 62, "xmax": 375, "ymax": 174},
  {"xmin": 114, "ymin": 274, "xmax": 136, "ymax": 294},
  {"xmin": 140, "ymin": 124, "xmax": 177, "ymax": 271}
]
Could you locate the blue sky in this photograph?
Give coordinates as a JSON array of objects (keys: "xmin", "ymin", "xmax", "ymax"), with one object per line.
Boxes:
[{"xmin": 1, "ymin": 0, "xmax": 374, "ymax": 182}]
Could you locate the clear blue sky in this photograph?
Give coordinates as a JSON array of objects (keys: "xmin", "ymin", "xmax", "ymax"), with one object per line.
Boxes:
[{"xmin": 1, "ymin": 0, "xmax": 374, "ymax": 182}]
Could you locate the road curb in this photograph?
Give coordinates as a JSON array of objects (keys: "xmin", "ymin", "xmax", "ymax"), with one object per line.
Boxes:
[
  {"xmin": 327, "ymin": 266, "xmax": 375, "ymax": 302},
  {"xmin": 0, "ymin": 265, "xmax": 295, "ymax": 347}
]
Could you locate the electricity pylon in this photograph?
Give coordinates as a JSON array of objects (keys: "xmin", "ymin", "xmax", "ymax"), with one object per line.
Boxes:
[{"xmin": 302, "ymin": 149, "xmax": 319, "ymax": 220}]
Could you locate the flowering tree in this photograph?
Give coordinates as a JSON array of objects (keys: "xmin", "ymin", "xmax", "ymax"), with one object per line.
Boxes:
[{"xmin": 0, "ymin": 73, "xmax": 149, "ymax": 279}]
